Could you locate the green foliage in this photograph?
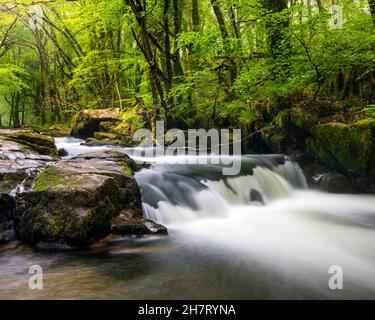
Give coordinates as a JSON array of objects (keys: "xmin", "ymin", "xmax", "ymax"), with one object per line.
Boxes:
[
  {"xmin": 0, "ymin": 0, "xmax": 373, "ymax": 130},
  {"xmin": 0, "ymin": 65, "xmax": 29, "ymax": 94},
  {"xmin": 363, "ymin": 105, "xmax": 375, "ymax": 117}
]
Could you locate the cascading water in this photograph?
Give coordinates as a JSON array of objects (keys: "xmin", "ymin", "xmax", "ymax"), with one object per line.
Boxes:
[
  {"xmin": 131, "ymin": 150, "xmax": 375, "ymax": 298},
  {"xmin": 7, "ymin": 137, "xmax": 370, "ymax": 299},
  {"xmin": 135, "ymin": 156, "xmax": 306, "ymax": 224}
]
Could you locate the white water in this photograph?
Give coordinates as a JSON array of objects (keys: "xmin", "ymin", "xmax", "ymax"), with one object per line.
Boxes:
[
  {"xmin": 55, "ymin": 137, "xmax": 375, "ymax": 298},
  {"xmin": 55, "ymin": 137, "xmax": 114, "ymax": 159}
]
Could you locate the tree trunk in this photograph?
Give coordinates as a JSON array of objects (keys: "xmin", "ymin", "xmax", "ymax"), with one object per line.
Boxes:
[
  {"xmin": 316, "ymin": 0, "xmax": 323, "ymax": 13},
  {"xmin": 263, "ymin": 0, "xmax": 288, "ymax": 58},
  {"xmin": 210, "ymin": 0, "xmax": 237, "ymax": 90},
  {"xmin": 163, "ymin": 0, "xmax": 173, "ymax": 100},
  {"xmin": 369, "ymin": 0, "xmax": 375, "ymax": 23},
  {"xmin": 13, "ymin": 92, "xmax": 20, "ymax": 128}
]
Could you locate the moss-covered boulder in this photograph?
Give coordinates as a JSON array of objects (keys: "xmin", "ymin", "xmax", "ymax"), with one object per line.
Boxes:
[
  {"xmin": 0, "ymin": 129, "xmax": 57, "ymax": 157},
  {"xmin": 14, "ymin": 150, "xmax": 143, "ymax": 246},
  {"xmin": 71, "ymin": 108, "xmax": 120, "ymax": 139},
  {"xmin": 306, "ymin": 119, "xmax": 375, "ymax": 190}
]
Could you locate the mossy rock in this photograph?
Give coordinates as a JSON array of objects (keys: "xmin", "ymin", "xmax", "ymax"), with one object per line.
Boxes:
[
  {"xmin": 274, "ymin": 109, "xmax": 290, "ymax": 129},
  {"xmin": 4, "ymin": 131, "xmax": 57, "ymax": 157},
  {"xmin": 307, "ymin": 119, "xmax": 375, "ymax": 186},
  {"xmin": 71, "ymin": 108, "xmax": 120, "ymax": 139},
  {"xmin": 289, "ymin": 107, "xmax": 319, "ymax": 130},
  {"xmin": 83, "ymin": 138, "xmax": 125, "ymax": 146},
  {"xmin": 15, "ymin": 179, "xmax": 120, "ymax": 246},
  {"xmin": 94, "ymin": 132, "xmax": 117, "ymax": 140},
  {"xmin": 34, "ymin": 167, "xmax": 91, "ymax": 192},
  {"xmin": 45, "ymin": 124, "xmax": 71, "ymax": 137},
  {"xmin": 99, "ymin": 121, "xmax": 116, "ymax": 133},
  {"xmin": 14, "ymin": 150, "xmax": 143, "ymax": 246},
  {"xmin": 259, "ymin": 125, "xmax": 289, "ymax": 154},
  {"xmin": 0, "ymin": 171, "xmax": 28, "ymax": 193}
]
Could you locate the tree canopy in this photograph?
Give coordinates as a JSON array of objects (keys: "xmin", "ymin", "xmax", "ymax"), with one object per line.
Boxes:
[{"xmin": 0, "ymin": 0, "xmax": 374, "ymax": 129}]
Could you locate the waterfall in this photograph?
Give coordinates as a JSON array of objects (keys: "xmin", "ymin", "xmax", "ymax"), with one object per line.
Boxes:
[{"xmin": 134, "ymin": 155, "xmax": 307, "ymax": 225}]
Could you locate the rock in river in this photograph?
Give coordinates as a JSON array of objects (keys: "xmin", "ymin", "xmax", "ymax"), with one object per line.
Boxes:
[
  {"xmin": 0, "ymin": 129, "xmax": 56, "ymax": 194},
  {"xmin": 70, "ymin": 108, "xmax": 120, "ymax": 139},
  {"xmin": 110, "ymin": 210, "xmax": 168, "ymax": 236},
  {"xmin": 14, "ymin": 150, "xmax": 144, "ymax": 246}
]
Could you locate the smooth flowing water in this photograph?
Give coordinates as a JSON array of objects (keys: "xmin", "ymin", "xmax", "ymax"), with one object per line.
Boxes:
[{"xmin": 1, "ymin": 137, "xmax": 375, "ymax": 299}]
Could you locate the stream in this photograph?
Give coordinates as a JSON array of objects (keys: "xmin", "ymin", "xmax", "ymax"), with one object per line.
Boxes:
[{"xmin": 1, "ymin": 137, "xmax": 375, "ymax": 299}]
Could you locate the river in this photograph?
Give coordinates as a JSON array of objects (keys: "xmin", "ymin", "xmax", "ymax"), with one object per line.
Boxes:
[{"xmin": 1, "ymin": 137, "xmax": 375, "ymax": 299}]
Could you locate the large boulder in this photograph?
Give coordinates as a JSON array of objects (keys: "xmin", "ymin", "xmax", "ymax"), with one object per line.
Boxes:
[
  {"xmin": 70, "ymin": 108, "xmax": 120, "ymax": 139},
  {"xmin": 0, "ymin": 130, "xmax": 57, "ymax": 243},
  {"xmin": 14, "ymin": 150, "xmax": 143, "ymax": 246},
  {"xmin": 306, "ymin": 119, "xmax": 375, "ymax": 190},
  {"xmin": 254, "ymin": 106, "xmax": 375, "ymax": 192}
]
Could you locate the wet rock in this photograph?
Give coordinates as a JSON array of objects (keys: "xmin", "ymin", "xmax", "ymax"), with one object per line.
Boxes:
[
  {"xmin": 35, "ymin": 239, "xmax": 76, "ymax": 251},
  {"xmin": 0, "ymin": 129, "xmax": 57, "ymax": 157},
  {"xmin": 318, "ymin": 173, "xmax": 358, "ymax": 194},
  {"xmin": 0, "ymin": 130, "xmax": 56, "ymax": 194},
  {"xmin": 14, "ymin": 150, "xmax": 142, "ymax": 247},
  {"xmin": 58, "ymin": 148, "xmax": 68, "ymax": 157},
  {"xmin": 43, "ymin": 124, "xmax": 71, "ymax": 137},
  {"xmin": 110, "ymin": 211, "xmax": 168, "ymax": 236},
  {"xmin": 303, "ymin": 163, "xmax": 358, "ymax": 193},
  {"xmin": 306, "ymin": 119, "xmax": 375, "ymax": 191},
  {"xmin": 70, "ymin": 108, "xmax": 120, "ymax": 139},
  {"xmin": 93, "ymin": 132, "xmax": 117, "ymax": 140},
  {"xmin": 250, "ymin": 189, "xmax": 264, "ymax": 204},
  {"xmin": 0, "ymin": 193, "xmax": 15, "ymax": 244},
  {"xmin": 253, "ymin": 110, "xmax": 375, "ymax": 193}
]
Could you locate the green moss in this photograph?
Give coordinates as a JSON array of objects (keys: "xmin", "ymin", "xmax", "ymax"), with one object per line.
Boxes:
[
  {"xmin": 353, "ymin": 118, "xmax": 375, "ymax": 127},
  {"xmin": 94, "ymin": 132, "xmax": 116, "ymax": 140},
  {"xmin": 114, "ymin": 159, "xmax": 133, "ymax": 175},
  {"xmin": 274, "ymin": 109, "xmax": 290, "ymax": 128},
  {"xmin": 308, "ymin": 119, "xmax": 375, "ymax": 181},
  {"xmin": 84, "ymin": 138, "xmax": 125, "ymax": 146},
  {"xmin": 34, "ymin": 168, "xmax": 89, "ymax": 192},
  {"xmin": 7, "ymin": 132, "xmax": 57, "ymax": 156},
  {"xmin": 289, "ymin": 107, "xmax": 318, "ymax": 129},
  {"xmin": 0, "ymin": 171, "xmax": 27, "ymax": 193},
  {"xmin": 46, "ymin": 124, "xmax": 71, "ymax": 137}
]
